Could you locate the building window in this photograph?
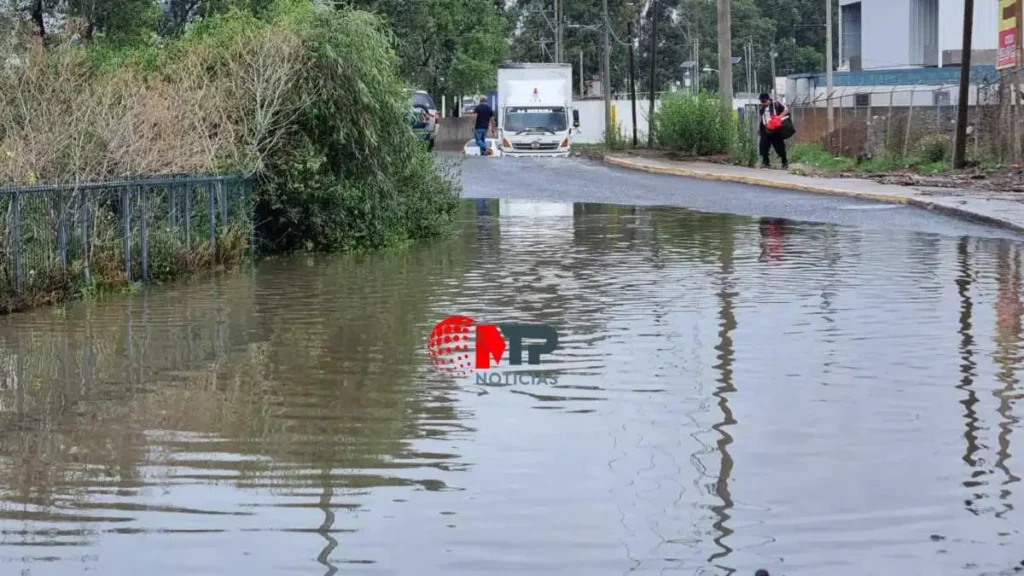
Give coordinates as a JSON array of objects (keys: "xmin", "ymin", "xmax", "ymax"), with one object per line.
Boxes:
[
  {"xmin": 933, "ymin": 90, "xmax": 951, "ymax": 106},
  {"xmin": 854, "ymin": 93, "xmax": 870, "ymax": 107}
]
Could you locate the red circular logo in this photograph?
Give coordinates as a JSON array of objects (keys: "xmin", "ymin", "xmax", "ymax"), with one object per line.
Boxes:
[{"xmin": 427, "ymin": 315, "xmax": 476, "ymax": 377}]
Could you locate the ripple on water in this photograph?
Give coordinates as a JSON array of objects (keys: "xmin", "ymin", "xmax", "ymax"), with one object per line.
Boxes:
[{"xmin": 0, "ymin": 200, "xmax": 1022, "ymax": 575}]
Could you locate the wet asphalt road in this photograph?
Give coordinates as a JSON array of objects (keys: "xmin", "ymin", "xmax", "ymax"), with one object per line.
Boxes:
[{"xmin": 451, "ymin": 155, "xmax": 1021, "ymax": 240}]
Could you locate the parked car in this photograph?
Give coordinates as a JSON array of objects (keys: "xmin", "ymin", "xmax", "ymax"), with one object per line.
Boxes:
[{"xmin": 409, "ymin": 90, "xmax": 439, "ymax": 151}]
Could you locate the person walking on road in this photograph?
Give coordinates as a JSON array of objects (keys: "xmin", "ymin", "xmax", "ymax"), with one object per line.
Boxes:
[
  {"xmin": 758, "ymin": 93, "xmax": 790, "ymax": 169},
  {"xmin": 473, "ymin": 96, "xmax": 495, "ymax": 156}
]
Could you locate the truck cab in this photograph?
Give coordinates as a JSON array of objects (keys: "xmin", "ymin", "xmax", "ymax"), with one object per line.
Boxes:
[{"xmin": 497, "ymin": 63, "xmax": 577, "ymax": 158}]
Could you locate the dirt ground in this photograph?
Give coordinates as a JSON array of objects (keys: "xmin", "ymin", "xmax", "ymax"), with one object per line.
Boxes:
[{"xmin": 795, "ymin": 166, "xmax": 1024, "ymax": 202}]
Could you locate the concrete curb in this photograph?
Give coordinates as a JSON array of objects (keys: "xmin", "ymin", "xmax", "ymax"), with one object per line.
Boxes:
[{"xmin": 603, "ymin": 155, "xmax": 1024, "ymax": 236}]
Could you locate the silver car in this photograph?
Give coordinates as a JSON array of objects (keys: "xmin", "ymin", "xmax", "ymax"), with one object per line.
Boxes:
[{"xmin": 409, "ymin": 90, "xmax": 438, "ymax": 151}]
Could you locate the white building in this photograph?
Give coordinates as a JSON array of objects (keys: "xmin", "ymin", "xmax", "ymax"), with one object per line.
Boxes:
[
  {"xmin": 776, "ymin": 0, "xmax": 1005, "ymax": 108},
  {"xmin": 840, "ymin": 0, "xmax": 1000, "ymax": 71}
]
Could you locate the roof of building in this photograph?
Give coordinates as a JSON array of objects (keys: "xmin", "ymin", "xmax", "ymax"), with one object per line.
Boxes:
[
  {"xmin": 788, "ymin": 65, "xmax": 1001, "ymax": 87},
  {"xmin": 499, "ymin": 62, "xmax": 573, "ymax": 69}
]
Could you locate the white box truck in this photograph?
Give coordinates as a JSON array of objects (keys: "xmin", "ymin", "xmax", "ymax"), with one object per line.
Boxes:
[{"xmin": 497, "ymin": 63, "xmax": 578, "ymax": 158}]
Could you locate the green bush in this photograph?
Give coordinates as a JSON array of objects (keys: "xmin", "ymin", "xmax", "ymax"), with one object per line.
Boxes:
[
  {"xmin": 199, "ymin": 2, "xmax": 463, "ymax": 252},
  {"xmin": 917, "ymin": 133, "xmax": 951, "ymax": 163},
  {"xmin": 654, "ymin": 92, "xmax": 734, "ymax": 156}
]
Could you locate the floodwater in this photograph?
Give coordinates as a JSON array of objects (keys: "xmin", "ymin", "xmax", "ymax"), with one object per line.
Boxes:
[{"xmin": 1, "ymin": 199, "xmax": 1023, "ymax": 576}]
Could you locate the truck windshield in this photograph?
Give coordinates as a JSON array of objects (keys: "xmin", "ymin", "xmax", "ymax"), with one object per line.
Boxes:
[{"xmin": 505, "ymin": 107, "xmax": 567, "ymax": 133}]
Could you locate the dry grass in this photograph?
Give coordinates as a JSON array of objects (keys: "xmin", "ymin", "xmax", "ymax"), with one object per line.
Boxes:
[{"xmin": 0, "ymin": 27, "xmax": 304, "ymax": 186}]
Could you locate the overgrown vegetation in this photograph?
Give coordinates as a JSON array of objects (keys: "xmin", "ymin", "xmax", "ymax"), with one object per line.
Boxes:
[
  {"xmin": 788, "ymin": 142, "xmax": 952, "ymax": 175},
  {"xmin": 730, "ymin": 108, "xmax": 758, "ymax": 167},
  {"xmin": 916, "ymin": 133, "xmax": 951, "ymax": 163},
  {"xmin": 0, "ymin": 0, "xmax": 464, "ymax": 313},
  {"xmin": 654, "ymin": 92, "xmax": 733, "ymax": 156}
]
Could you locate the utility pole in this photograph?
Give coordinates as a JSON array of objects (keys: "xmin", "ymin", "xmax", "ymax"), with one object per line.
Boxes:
[
  {"xmin": 554, "ymin": 0, "xmax": 563, "ymax": 63},
  {"xmin": 580, "ymin": 49, "xmax": 585, "ymax": 96},
  {"xmin": 746, "ymin": 40, "xmax": 753, "ymax": 94},
  {"xmin": 603, "ymin": 0, "xmax": 612, "ymax": 144},
  {"xmin": 628, "ymin": 20, "xmax": 638, "ymax": 147},
  {"xmin": 690, "ymin": 0, "xmax": 700, "ymax": 94},
  {"xmin": 954, "ymin": 0, "xmax": 975, "ymax": 168},
  {"xmin": 694, "ymin": 38, "xmax": 700, "ymax": 95},
  {"xmin": 693, "ymin": 0, "xmax": 701, "ymax": 62},
  {"xmin": 826, "ymin": 0, "xmax": 834, "ymax": 133},
  {"xmin": 717, "ymin": 0, "xmax": 733, "ymax": 108},
  {"xmin": 649, "ymin": 0, "xmax": 659, "ymax": 146},
  {"xmin": 770, "ymin": 48, "xmax": 777, "ymax": 98}
]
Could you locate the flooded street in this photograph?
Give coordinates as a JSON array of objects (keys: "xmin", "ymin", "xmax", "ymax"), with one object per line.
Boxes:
[{"xmin": 2, "ymin": 160, "xmax": 1024, "ymax": 575}]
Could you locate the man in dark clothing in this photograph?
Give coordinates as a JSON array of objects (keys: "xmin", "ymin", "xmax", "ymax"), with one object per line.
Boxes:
[
  {"xmin": 473, "ymin": 97, "xmax": 495, "ymax": 156},
  {"xmin": 758, "ymin": 93, "xmax": 789, "ymax": 169}
]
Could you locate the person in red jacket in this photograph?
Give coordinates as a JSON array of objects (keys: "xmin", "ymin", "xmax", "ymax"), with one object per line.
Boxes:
[{"xmin": 758, "ymin": 93, "xmax": 789, "ymax": 169}]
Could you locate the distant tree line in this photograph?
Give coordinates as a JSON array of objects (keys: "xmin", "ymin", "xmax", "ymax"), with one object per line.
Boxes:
[{"xmin": 507, "ymin": 0, "xmax": 836, "ymax": 95}]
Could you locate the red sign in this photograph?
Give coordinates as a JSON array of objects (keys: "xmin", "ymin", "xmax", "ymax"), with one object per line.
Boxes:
[
  {"xmin": 998, "ymin": 0, "xmax": 1018, "ymax": 70},
  {"xmin": 998, "ymin": 28, "xmax": 1017, "ymax": 69}
]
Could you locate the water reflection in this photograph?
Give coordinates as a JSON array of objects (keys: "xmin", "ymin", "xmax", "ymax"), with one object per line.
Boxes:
[
  {"xmin": 957, "ymin": 238, "xmax": 984, "ymax": 515},
  {"xmin": 993, "ymin": 243, "xmax": 1022, "ymax": 518},
  {"xmin": 0, "ymin": 199, "xmax": 1022, "ymax": 575},
  {"xmin": 758, "ymin": 218, "xmax": 786, "ymax": 262},
  {"xmin": 709, "ymin": 221, "xmax": 737, "ymax": 570}
]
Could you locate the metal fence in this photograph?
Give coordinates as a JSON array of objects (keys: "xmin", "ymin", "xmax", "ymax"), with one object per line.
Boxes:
[
  {"xmin": 1, "ymin": 175, "xmax": 254, "ymax": 309},
  {"xmin": 783, "ymin": 78, "xmax": 1011, "ymax": 163}
]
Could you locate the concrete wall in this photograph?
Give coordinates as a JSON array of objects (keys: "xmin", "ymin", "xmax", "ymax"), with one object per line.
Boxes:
[
  {"xmin": 574, "ymin": 98, "xmax": 659, "ymax": 144},
  {"xmin": 573, "ymin": 96, "xmax": 759, "ymax": 144},
  {"xmin": 438, "ymin": 95, "xmax": 758, "ymax": 148},
  {"xmin": 435, "ymin": 117, "xmax": 477, "ymax": 151}
]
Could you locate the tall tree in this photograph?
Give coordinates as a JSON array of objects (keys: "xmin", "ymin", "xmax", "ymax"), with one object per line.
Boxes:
[
  {"xmin": 351, "ymin": 0, "xmax": 509, "ymax": 100},
  {"xmin": 508, "ymin": 0, "xmax": 634, "ymax": 96}
]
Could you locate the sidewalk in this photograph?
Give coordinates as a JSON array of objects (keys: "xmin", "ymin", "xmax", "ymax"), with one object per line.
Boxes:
[{"xmin": 604, "ymin": 154, "xmax": 1024, "ymax": 235}]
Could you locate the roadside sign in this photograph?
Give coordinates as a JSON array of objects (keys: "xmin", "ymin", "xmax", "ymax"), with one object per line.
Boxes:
[{"xmin": 998, "ymin": 0, "xmax": 1018, "ymax": 70}]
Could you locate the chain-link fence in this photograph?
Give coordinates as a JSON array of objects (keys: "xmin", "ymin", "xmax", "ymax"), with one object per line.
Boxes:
[
  {"xmin": 783, "ymin": 76, "xmax": 1015, "ymax": 164},
  {"xmin": 1, "ymin": 175, "xmax": 254, "ymax": 312}
]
